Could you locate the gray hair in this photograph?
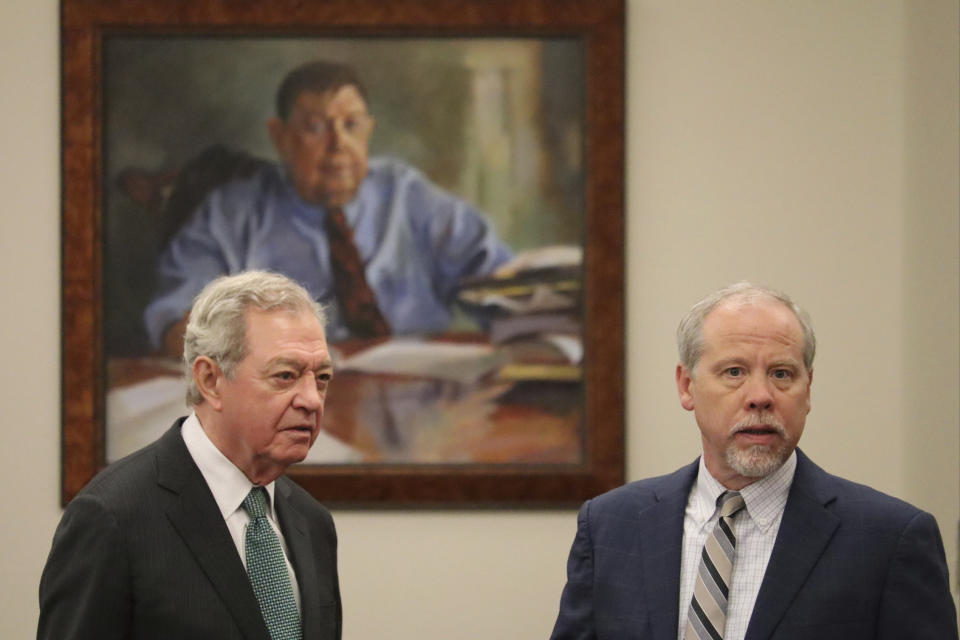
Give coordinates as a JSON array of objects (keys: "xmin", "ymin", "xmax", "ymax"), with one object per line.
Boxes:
[
  {"xmin": 183, "ymin": 270, "xmax": 326, "ymax": 406},
  {"xmin": 676, "ymin": 281, "xmax": 816, "ymax": 375}
]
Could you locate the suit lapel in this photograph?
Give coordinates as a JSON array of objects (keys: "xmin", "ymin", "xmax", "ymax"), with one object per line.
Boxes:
[
  {"xmin": 155, "ymin": 422, "xmax": 271, "ymax": 640},
  {"xmin": 275, "ymin": 479, "xmax": 322, "ymax": 637},
  {"xmin": 641, "ymin": 461, "xmax": 699, "ymax": 639},
  {"xmin": 744, "ymin": 450, "xmax": 840, "ymax": 640}
]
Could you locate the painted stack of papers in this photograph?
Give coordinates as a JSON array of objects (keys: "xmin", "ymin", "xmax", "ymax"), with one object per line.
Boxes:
[{"xmin": 458, "ymin": 245, "xmax": 583, "ymax": 382}]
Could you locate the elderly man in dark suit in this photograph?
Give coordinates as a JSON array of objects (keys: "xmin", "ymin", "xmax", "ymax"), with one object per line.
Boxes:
[
  {"xmin": 39, "ymin": 270, "xmax": 341, "ymax": 640},
  {"xmin": 550, "ymin": 282, "xmax": 957, "ymax": 640}
]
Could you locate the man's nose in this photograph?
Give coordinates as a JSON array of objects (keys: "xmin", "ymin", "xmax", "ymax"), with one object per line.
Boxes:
[
  {"xmin": 326, "ymin": 120, "xmax": 347, "ymax": 149},
  {"xmin": 744, "ymin": 374, "xmax": 774, "ymax": 411},
  {"xmin": 294, "ymin": 374, "xmax": 324, "ymax": 411}
]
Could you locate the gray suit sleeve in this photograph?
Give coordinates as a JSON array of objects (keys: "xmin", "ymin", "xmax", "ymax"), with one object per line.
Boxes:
[{"xmin": 38, "ymin": 494, "xmax": 131, "ymax": 640}]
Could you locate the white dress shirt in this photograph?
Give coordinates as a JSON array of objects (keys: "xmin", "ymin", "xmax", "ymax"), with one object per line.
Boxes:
[
  {"xmin": 678, "ymin": 451, "xmax": 796, "ymax": 640},
  {"xmin": 181, "ymin": 412, "xmax": 302, "ymax": 611}
]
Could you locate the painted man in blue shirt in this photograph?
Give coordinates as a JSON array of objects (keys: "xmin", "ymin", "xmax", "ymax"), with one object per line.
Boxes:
[{"xmin": 145, "ymin": 60, "xmax": 513, "ymax": 354}]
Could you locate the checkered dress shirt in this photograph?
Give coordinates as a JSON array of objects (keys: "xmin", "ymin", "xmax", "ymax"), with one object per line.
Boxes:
[{"xmin": 678, "ymin": 452, "xmax": 796, "ymax": 640}]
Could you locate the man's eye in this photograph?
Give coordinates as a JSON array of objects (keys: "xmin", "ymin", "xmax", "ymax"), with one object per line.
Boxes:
[
  {"xmin": 772, "ymin": 369, "xmax": 792, "ymax": 380},
  {"xmin": 304, "ymin": 120, "xmax": 330, "ymax": 135},
  {"xmin": 275, "ymin": 371, "xmax": 297, "ymax": 381},
  {"xmin": 726, "ymin": 367, "xmax": 743, "ymax": 377}
]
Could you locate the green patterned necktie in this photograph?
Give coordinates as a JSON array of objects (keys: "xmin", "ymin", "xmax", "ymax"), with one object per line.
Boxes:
[{"xmin": 242, "ymin": 487, "xmax": 303, "ymax": 640}]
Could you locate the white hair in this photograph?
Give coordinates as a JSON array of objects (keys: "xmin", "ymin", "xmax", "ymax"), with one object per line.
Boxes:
[{"xmin": 183, "ymin": 270, "xmax": 325, "ymax": 405}]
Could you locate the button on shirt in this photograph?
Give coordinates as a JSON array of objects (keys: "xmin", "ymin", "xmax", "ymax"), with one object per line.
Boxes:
[
  {"xmin": 181, "ymin": 412, "xmax": 301, "ymax": 612},
  {"xmin": 144, "ymin": 157, "xmax": 513, "ymax": 346},
  {"xmin": 678, "ymin": 452, "xmax": 797, "ymax": 640}
]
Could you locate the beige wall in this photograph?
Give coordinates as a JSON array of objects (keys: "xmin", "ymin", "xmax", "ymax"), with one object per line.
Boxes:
[{"xmin": 1, "ymin": 1, "xmax": 956, "ymax": 637}]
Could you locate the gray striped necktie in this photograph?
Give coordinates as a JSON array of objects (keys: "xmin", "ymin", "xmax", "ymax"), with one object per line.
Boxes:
[
  {"xmin": 685, "ymin": 490, "xmax": 746, "ymax": 640},
  {"xmin": 242, "ymin": 487, "xmax": 303, "ymax": 640}
]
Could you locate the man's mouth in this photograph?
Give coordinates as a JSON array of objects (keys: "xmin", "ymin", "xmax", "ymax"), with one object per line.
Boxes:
[
  {"xmin": 736, "ymin": 426, "xmax": 778, "ymax": 435},
  {"xmin": 321, "ymin": 158, "xmax": 352, "ymax": 175},
  {"xmin": 284, "ymin": 424, "xmax": 315, "ymax": 436},
  {"xmin": 732, "ymin": 424, "xmax": 783, "ymax": 446},
  {"xmin": 730, "ymin": 412, "xmax": 785, "ymax": 443}
]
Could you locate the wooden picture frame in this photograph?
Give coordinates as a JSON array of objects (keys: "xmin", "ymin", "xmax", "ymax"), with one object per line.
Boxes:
[{"xmin": 61, "ymin": 0, "xmax": 624, "ymax": 506}]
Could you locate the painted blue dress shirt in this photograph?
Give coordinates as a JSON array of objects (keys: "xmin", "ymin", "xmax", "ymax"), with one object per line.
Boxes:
[{"xmin": 144, "ymin": 157, "xmax": 513, "ymax": 345}]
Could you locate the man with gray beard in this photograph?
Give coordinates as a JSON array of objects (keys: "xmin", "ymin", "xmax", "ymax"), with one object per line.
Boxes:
[{"xmin": 550, "ymin": 282, "xmax": 957, "ymax": 640}]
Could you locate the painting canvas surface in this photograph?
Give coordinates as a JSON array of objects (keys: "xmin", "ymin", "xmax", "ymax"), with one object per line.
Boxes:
[{"xmin": 102, "ymin": 36, "xmax": 586, "ymax": 466}]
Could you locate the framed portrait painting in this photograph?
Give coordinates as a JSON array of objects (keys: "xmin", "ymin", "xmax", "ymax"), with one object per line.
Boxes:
[{"xmin": 61, "ymin": 0, "xmax": 625, "ymax": 506}]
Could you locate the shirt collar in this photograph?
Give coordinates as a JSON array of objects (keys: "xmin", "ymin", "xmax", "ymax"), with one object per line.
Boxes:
[
  {"xmin": 181, "ymin": 412, "xmax": 277, "ymax": 520},
  {"xmin": 692, "ymin": 450, "xmax": 797, "ymax": 533}
]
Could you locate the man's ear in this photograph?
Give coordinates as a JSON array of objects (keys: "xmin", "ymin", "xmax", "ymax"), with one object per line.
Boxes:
[
  {"xmin": 193, "ymin": 356, "xmax": 225, "ymax": 411},
  {"xmin": 676, "ymin": 363, "xmax": 696, "ymax": 411}
]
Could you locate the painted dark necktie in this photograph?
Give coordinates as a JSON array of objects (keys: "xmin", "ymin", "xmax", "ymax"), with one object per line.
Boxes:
[{"xmin": 323, "ymin": 207, "xmax": 391, "ymax": 338}]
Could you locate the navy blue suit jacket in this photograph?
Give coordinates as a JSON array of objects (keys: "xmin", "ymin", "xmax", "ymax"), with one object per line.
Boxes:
[
  {"xmin": 550, "ymin": 449, "xmax": 957, "ymax": 639},
  {"xmin": 38, "ymin": 419, "xmax": 342, "ymax": 640}
]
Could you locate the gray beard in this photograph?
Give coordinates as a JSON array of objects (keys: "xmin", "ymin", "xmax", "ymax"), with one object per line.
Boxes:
[{"xmin": 726, "ymin": 442, "xmax": 789, "ymax": 478}]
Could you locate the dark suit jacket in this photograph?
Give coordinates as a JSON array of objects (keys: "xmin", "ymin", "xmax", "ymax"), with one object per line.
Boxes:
[
  {"xmin": 38, "ymin": 419, "xmax": 341, "ymax": 640},
  {"xmin": 550, "ymin": 449, "xmax": 957, "ymax": 639}
]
